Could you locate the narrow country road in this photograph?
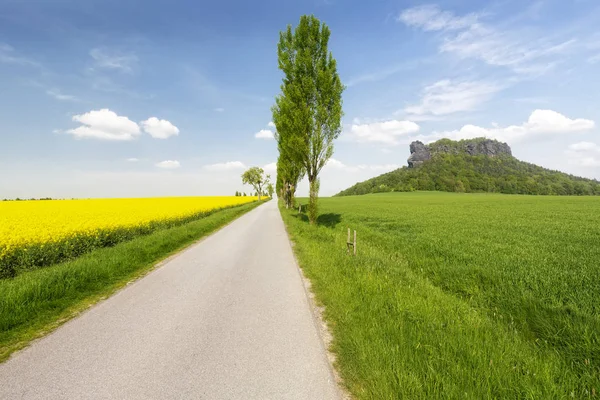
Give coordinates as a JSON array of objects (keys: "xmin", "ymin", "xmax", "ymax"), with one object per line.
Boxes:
[{"xmin": 0, "ymin": 201, "xmax": 341, "ymax": 399}]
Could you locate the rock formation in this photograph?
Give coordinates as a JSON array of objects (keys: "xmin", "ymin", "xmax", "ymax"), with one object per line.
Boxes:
[
  {"xmin": 407, "ymin": 141, "xmax": 431, "ymax": 168},
  {"xmin": 407, "ymin": 138, "xmax": 512, "ymax": 168}
]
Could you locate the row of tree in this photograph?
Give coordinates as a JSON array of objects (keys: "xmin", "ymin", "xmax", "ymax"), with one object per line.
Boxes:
[{"xmin": 271, "ymin": 15, "xmax": 344, "ymax": 224}]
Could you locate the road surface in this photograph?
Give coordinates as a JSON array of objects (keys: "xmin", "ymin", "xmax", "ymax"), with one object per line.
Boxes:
[{"xmin": 0, "ymin": 201, "xmax": 341, "ymax": 399}]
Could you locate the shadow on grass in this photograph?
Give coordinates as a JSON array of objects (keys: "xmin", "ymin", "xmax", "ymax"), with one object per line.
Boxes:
[{"xmin": 293, "ymin": 210, "xmax": 342, "ymax": 228}]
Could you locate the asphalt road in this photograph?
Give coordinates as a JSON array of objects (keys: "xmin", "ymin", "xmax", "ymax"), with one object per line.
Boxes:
[{"xmin": 0, "ymin": 200, "xmax": 341, "ymax": 399}]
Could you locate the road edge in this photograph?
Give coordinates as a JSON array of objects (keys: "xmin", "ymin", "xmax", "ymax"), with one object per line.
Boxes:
[
  {"xmin": 0, "ymin": 200, "xmax": 267, "ymax": 363},
  {"xmin": 277, "ymin": 202, "xmax": 352, "ymax": 400}
]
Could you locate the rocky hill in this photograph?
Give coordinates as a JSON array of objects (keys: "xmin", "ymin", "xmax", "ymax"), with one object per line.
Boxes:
[
  {"xmin": 336, "ymin": 138, "xmax": 600, "ymax": 196},
  {"xmin": 408, "ymin": 138, "xmax": 512, "ymax": 167}
]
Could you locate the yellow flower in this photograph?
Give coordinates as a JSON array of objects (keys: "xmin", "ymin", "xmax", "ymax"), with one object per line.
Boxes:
[{"xmin": 0, "ymin": 196, "xmax": 258, "ymax": 268}]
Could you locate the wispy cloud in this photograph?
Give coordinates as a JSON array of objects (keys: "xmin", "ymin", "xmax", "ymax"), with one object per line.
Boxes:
[
  {"xmin": 587, "ymin": 54, "xmax": 600, "ymax": 64},
  {"xmin": 0, "ymin": 43, "xmax": 43, "ymax": 68},
  {"xmin": 89, "ymin": 75, "xmax": 154, "ymax": 100},
  {"xmin": 403, "ymin": 79, "xmax": 502, "ymax": 118},
  {"xmin": 46, "ymin": 89, "xmax": 79, "ymax": 102},
  {"xmin": 399, "ymin": 5, "xmax": 577, "ymax": 76},
  {"xmin": 183, "ymin": 65, "xmax": 268, "ymax": 104},
  {"xmin": 398, "ymin": 5, "xmax": 481, "ymax": 32},
  {"xmin": 345, "ymin": 59, "xmax": 426, "ymax": 87},
  {"xmin": 89, "ymin": 48, "xmax": 138, "ymax": 73}
]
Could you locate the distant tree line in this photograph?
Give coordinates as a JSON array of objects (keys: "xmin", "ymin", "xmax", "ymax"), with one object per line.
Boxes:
[
  {"xmin": 336, "ymin": 154, "xmax": 600, "ymax": 196},
  {"xmin": 2, "ymin": 197, "xmax": 55, "ymax": 201}
]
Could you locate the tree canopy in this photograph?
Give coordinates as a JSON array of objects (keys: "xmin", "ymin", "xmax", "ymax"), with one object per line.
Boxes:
[
  {"xmin": 272, "ymin": 15, "xmax": 344, "ymax": 222},
  {"xmin": 241, "ymin": 167, "xmax": 270, "ymax": 200}
]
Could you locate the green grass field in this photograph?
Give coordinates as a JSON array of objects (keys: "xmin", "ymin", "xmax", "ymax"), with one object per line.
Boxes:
[
  {"xmin": 0, "ymin": 200, "xmax": 262, "ymax": 362},
  {"xmin": 281, "ymin": 192, "xmax": 600, "ymax": 398}
]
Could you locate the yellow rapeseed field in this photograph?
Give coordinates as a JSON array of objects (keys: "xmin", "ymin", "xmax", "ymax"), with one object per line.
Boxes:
[{"xmin": 0, "ymin": 196, "xmax": 259, "ymax": 277}]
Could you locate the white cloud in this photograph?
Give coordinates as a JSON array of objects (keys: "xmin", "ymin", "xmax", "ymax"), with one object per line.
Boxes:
[
  {"xmin": 431, "ymin": 109, "xmax": 595, "ymax": 143},
  {"xmin": 267, "ymin": 121, "xmax": 276, "ymax": 128},
  {"xmin": 325, "ymin": 158, "xmax": 346, "ymax": 169},
  {"xmin": 203, "ymin": 161, "xmax": 247, "ymax": 171},
  {"xmin": 156, "ymin": 160, "xmax": 181, "ymax": 169},
  {"xmin": 399, "ymin": 5, "xmax": 576, "ymax": 76},
  {"xmin": 90, "ymin": 48, "xmax": 137, "ymax": 73},
  {"xmin": 214, "ymin": 108, "xmax": 225, "ymax": 112},
  {"xmin": 46, "ymin": 89, "xmax": 78, "ymax": 102},
  {"xmin": 66, "ymin": 109, "xmax": 141, "ymax": 141},
  {"xmin": 263, "ymin": 162, "xmax": 277, "ymax": 174},
  {"xmin": 141, "ymin": 117, "xmax": 180, "ymax": 139},
  {"xmin": 126, "ymin": 158, "xmax": 139, "ymax": 162},
  {"xmin": 569, "ymin": 142, "xmax": 600, "ymax": 152},
  {"xmin": 566, "ymin": 142, "xmax": 600, "ymax": 167},
  {"xmin": 404, "ymin": 79, "xmax": 502, "ymax": 117},
  {"xmin": 398, "ymin": 5, "xmax": 480, "ymax": 32},
  {"xmin": 255, "ymin": 129, "xmax": 275, "ymax": 140},
  {"xmin": 347, "ymin": 120, "xmax": 420, "ymax": 146},
  {"xmin": 325, "ymin": 158, "xmax": 400, "ymax": 173},
  {"xmin": 575, "ymin": 157, "xmax": 600, "ymax": 167}
]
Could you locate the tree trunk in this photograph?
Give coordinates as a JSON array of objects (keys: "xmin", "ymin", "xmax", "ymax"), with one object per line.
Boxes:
[{"xmin": 308, "ymin": 177, "xmax": 319, "ymax": 225}]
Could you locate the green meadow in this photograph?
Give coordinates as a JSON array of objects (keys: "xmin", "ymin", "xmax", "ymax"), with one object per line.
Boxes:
[{"xmin": 281, "ymin": 192, "xmax": 600, "ymax": 398}]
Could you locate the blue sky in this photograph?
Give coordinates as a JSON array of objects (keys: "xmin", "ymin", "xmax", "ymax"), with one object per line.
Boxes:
[{"xmin": 1, "ymin": 0, "xmax": 600, "ymax": 198}]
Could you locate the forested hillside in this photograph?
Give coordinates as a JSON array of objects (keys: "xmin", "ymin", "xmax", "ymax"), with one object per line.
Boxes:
[{"xmin": 337, "ymin": 139, "xmax": 600, "ymax": 196}]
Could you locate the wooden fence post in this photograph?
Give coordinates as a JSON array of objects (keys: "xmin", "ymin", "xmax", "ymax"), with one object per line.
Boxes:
[{"xmin": 346, "ymin": 228, "xmax": 357, "ymax": 256}]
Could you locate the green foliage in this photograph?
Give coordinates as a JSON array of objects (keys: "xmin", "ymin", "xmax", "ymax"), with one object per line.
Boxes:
[
  {"xmin": 241, "ymin": 167, "xmax": 269, "ymax": 200},
  {"xmin": 0, "ymin": 201, "xmax": 262, "ymax": 362},
  {"xmin": 272, "ymin": 15, "xmax": 344, "ymax": 222},
  {"xmin": 337, "ymin": 153, "xmax": 600, "ymax": 196},
  {"xmin": 266, "ymin": 182, "xmax": 275, "ymax": 198},
  {"xmin": 281, "ymin": 193, "xmax": 600, "ymax": 398}
]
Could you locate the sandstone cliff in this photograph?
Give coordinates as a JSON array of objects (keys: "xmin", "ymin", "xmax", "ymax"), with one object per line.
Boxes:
[{"xmin": 408, "ymin": 138, "xmax": 512, "ymax": 168}]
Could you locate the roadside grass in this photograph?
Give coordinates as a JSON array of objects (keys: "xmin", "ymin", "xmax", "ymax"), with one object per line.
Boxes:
[
  {"xmin": 280, "ymin": 193, "xmax": 600, "ymax": 398},
  {"xmin": 0, "ymin": 200, "xmax": 262, "ymax": 362}
]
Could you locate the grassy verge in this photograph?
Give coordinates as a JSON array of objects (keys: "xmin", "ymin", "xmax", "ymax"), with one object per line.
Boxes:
[
  {"xmin": 280, "ymin": 193, "xmax": 599, "ymax": 399},
  {"xmin": 0, "ymin": 200, "xmax": 262, "ymax": 362}
]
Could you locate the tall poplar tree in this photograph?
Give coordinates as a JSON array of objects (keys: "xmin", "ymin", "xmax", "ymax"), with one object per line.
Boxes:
[{"xmin": 272, "ymin": 15, "xmax": 344, "ymax": 224}]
